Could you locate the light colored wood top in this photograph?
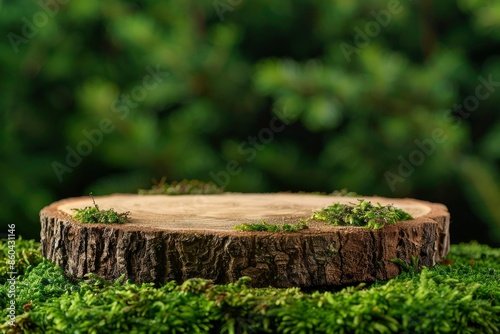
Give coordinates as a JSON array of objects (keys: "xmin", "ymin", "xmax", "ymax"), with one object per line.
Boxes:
[{"xmin": 45, "ymin": 193, "xmax": 437, "ymax": 232}]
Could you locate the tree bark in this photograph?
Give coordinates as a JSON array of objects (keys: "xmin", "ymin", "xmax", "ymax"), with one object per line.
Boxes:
[{"xmin": 40, "ymin": 193, "xmax": 450, "ymax": 287}]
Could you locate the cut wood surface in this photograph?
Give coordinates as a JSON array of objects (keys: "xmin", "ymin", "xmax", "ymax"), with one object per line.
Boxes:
[{"xmin": 40, "ymin": 193, "xmax": 450, "ymax": 287}]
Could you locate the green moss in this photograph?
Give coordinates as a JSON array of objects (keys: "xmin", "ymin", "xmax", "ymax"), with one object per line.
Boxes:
[
  {"xmin": 0, "ymin": 259, "xmax": 78, "ymax": 315},
  {"xmin": 72, "ymin": 207, "xmax": 130, "ymax": 224},
  {"xmin": 446, "ymin": 241, "xmax": 500, "ymax": 268},
  {"xmin": 391, "ymin": 256, "xmax": 420, "ymax": 276},
  {"xmin": 309, "ymin": 199, "xmax": 413, "ymax": 229},
  {"xmin": 1, "ymin": 238, "xmax": 499, "ymax": 333},
  {"xmin": 72, "ymin": 193, "xmax": 130, "ymax": 224},
  {"xmin": 0, "ymin": 238, "xmax": 42, "ymax": 285},
  {"xmin": 138, "ymin": 178, "xmax": 224, "ymax": 195},
  {"xmin": 234, "ymin": 220, "xmax": 308, "ymax": 232}
]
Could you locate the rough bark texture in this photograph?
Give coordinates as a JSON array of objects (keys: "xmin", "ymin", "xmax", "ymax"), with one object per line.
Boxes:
[{"xmin": 40, "ymin": 193, "xmax": 450, "ymax": 288}]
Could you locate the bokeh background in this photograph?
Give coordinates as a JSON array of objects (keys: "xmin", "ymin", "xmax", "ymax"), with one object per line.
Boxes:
[{"xmin": 1, "ymin": 0, "xmax": 499, "ymax": 246}]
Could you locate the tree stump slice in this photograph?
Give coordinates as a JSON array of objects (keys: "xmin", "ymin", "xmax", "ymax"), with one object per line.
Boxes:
[{"xmin": 40, "ymin": 193, "xmax": 450, "ymax": 288}]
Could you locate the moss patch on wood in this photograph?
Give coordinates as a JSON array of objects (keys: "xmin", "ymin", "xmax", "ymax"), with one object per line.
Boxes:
[
  {"xmin": 234, "ymin": 219, "xmax": 308, "ymax": 232},
  {"xmin": 233, "ymin": 199, "xmax": 413, "ymax": 232},
  {"xmin": 72, "ymin": 207, "xmax": 130, "ymax": 224},
  {"xmin": 1, "ymin": 238, "xmax": 499, "ymax": 333},
  {"xmin": 72, "ymin": 193, "xmax": 130, "ymax": 224},
  {"xmin": 138, "ymin": 178, "xmax": 224, "ymax": 195},
  {"xmin": 309, "ymin": 199, "xmax": 413, "ymax": 229}
]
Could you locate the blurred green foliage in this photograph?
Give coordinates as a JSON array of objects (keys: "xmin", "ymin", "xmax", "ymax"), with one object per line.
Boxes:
[{"xmin": 1, "ymin": 0, "xmax": 499, "ymax": 244}]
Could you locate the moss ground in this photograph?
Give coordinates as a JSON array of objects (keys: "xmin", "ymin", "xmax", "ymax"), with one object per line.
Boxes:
[{"xmin": 0, "ymin": 238, "xmax": 499, "ymax": 333}]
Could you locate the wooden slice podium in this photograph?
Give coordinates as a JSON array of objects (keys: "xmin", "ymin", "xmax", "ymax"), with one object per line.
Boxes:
[{"xmin": 40, "ymin": 193, "xmax": 450, "ymax": 287}]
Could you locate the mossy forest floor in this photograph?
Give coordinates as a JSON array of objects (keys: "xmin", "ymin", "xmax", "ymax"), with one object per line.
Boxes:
[{"xmin": 0, "ymin": 238, "xmax": 499, "ymax": 333}]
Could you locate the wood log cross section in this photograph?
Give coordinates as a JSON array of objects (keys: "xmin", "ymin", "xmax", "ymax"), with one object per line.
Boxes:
[{"xmin": 40, "ymin": 193, "xmax": 450, "ymax": 288}]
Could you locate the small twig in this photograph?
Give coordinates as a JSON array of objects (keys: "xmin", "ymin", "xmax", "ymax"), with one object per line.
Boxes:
[{"xmin": 89, "ymin": 192, "xmax": 99, "ymax": 211}]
